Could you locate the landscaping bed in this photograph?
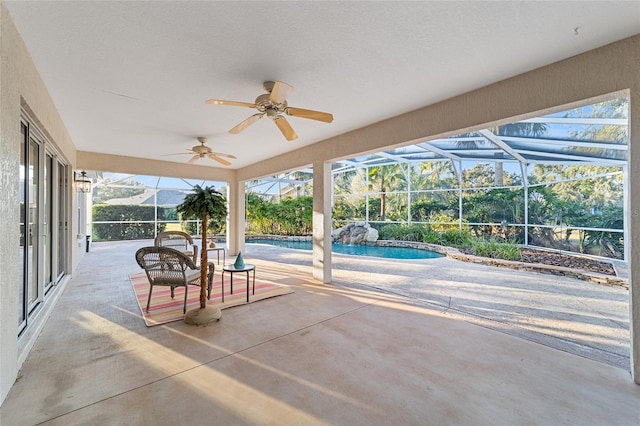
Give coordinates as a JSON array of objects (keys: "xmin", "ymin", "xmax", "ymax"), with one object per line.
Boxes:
[
  {"xmin": 458, "ymin": 246, "xmax": 616, "ymax": 275},
  {"xmin": 453, "ymin": 246, "xmax": 626, "ymax": 288},
  {"xmin": 519, "ymin": 248, "xmax": 617, "ymax": 276}
]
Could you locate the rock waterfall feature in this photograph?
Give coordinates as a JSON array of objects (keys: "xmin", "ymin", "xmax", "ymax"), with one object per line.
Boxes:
[{"xmin": 332, "ymin": 222, "xmax": 379, "ymax": 245}]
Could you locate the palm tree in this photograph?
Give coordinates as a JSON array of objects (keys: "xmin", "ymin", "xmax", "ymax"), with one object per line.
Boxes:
[
  {"xmin": 368, "ymin": 164, "xmax": 404, "ymax": 220},
  {"xmin": 494, "ymin": 123, "xmax": 547, "ymax": 185},
  {"xmin": 177, "ymin": 185, "xmax": 227, "ymax": 324}
]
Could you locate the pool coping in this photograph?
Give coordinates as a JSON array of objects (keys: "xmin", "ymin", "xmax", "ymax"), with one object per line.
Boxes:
[{"xmin": 243, "ymin": 235, "xmax": 628, "ymax": 289}]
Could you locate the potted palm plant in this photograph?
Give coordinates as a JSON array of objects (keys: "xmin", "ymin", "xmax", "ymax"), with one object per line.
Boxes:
[{"xmin": 177, "ymin": 185, "xmax": 227, "ymax": 325}]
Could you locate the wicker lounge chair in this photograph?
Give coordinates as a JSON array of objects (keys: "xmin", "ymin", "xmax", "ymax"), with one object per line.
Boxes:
[
  {"xmin": 154, "ymin": 230, "xmax": 199, "ymax": 264},
  {"xmin": 135, "ymin": 246, "xmax": 214, "ymax": 314}
]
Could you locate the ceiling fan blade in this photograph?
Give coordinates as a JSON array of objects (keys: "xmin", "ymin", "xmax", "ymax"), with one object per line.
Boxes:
[
  {"xmin": 205, "ymin": 99, "xmax": 255, "ymax": 108},
  {"xmin": 161, "ymin": 152, "xmax": 192, "ymax": 156},
  {"xmin": 213, "ymin": 152, "xmax": 237, "ymax": 159},
  {"xmin": 269, "ymin": 81, "xmax": 293, "ymax": 104},
  {"xmin": 274, "ymin": 116, "xmax": 298, "ymax": 141},
  {"xmin": 286, "ymin": 107, "xmax": 334, "ymax": 123},
  {"xmin": 229, "ymin": 113, "xmax": 264, "ymax": 134},
  {"xmin": 208, "ymin": 154, "xmax": 231, "ymax": 166},
  {"xmin": 187, "ymin": 155, "xmax": 200, "ymax": 164}
]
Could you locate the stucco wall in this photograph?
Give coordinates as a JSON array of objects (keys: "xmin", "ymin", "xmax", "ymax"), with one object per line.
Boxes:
[
  {"xmin": 0, "ymin": 3, "xmax": 22, "ymax": 405},
  {"xmin": 0, "ymin": 3, "xmax": 79, "ymax": 403},
  {"xmin": 77, "ymin": 151, "xmax": 236, "ymax": 182}
]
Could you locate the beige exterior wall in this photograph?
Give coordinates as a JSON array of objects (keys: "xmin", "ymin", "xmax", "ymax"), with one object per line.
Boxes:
[
  {"xmin": 77, "ymin": 151, "xmax": 236, "ymax": 182},
  {"xmin": 1, "ymin": 3, "xmax": 81, "ymax": 403}
]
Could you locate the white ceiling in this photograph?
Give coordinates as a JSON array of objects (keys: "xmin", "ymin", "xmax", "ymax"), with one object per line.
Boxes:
[{"xmin": 5, "ymin": 1, "xmax": 640, "ymax": 170}]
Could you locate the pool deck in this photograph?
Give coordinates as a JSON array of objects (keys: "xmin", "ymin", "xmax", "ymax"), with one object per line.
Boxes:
[
  {"xmin": 1, "ymin": 239, "xmax": 636, "ymax": 425},
  {"xmin": 246, "ymin": 240, "xmax": 630, "ymax": 370}
]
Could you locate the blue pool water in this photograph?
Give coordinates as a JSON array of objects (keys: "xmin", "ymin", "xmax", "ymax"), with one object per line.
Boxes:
[{"xmin": 247, "ymin": 239, "xmax": 443, "ymax": 260}]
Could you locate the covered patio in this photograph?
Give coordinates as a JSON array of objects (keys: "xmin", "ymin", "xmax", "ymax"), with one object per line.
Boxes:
[
  {"xmin": 2, "ymin": 1, "xmax": 640, "ymax": 415},
  {"xmin": 1, "ymin": 240, "xmax": 637, "ymax": 424}
]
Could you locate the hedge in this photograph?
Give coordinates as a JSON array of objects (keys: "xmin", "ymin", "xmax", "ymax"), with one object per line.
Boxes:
[{"xmin": 92, "ymin": 204, "xmax": 174, "ymax": 241}]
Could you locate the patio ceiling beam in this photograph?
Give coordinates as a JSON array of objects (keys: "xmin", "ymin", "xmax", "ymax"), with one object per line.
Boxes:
[
  {"xmin": 332, "ymin": 159, "xmax": 364, "ymax": 173},
  {"xmin": 336, "ymin": 156, "xmax": 388, "ymax": 168},
  {"xmin": 378, "ymin": 151, "xmax": 408, "ymax": 163},
  {"xmin": 332, "ymin": 161, "xmax": 387, "ymax": 174},
  {"xmin": 478, "ymin": 129, "xmax": 529, "ymax": 164},
  {"xmin": 416, "ymin": 142, "xmax": 463, "ymax": 161},
  {"xmin": 446, "ymin": 148, "xmax": 512, "ymax": 156},
  {"xmin": 519, "ymin": 117, "xmax": 628, "ymax": 126},
  {"xmin": 516, "ymin": 149, "xmax": 627, "ymax": 165},
  {"xmin": 457, "ymin": 157, "xmax": 521, "ymax": 163},
  {"xmin": 437, "ymin": 136, "xmax": 486, "ymax": 143},
  {"xmin": 256, "ymin": 177, "xmax": 309, "ymax": 185},
  {"xmin": 500, "ymin": 135, "xmax": 628, "ymax": 150}
]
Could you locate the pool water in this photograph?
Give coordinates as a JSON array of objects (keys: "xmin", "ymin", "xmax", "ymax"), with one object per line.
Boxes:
[{"xmin": 247, "ymin": 239, "xmax": 443, "ymax": 260}]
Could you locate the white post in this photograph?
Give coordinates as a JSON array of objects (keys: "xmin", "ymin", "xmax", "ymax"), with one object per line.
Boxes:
[
  {"xmin": 521, "ymin": 162, "xmax": 529, "ymax": 246},
  {"xmin": 313, "ymin": 160, "xmax": 332, "ymax": 283},
  {"xmin": 453, "ymin": 160, "xmax": 463, "ymax": 232},
  {"xmin": 226, "ymin": 179, "xmax": 245, "ymax": 256},
  {"xmin": 628, "ymin": 90, "xmax": 640, "ymax": 383}
]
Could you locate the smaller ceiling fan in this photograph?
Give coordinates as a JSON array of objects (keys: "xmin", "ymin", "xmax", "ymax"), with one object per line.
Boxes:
[
  {"xmin": 162, "ymin": 137, "xmax": 236, "ymax": 166},
  {"xmin": 206, "ymin": 81, "xmax": 333, "ymax": 142}
]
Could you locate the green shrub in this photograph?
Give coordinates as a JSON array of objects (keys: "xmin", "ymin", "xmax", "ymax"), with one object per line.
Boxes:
[
  {"xmin": 471, "ymin": 238, "xmax": 522, "ymax": 261},
  {"xmin": 438, "ymin": 229, "xmax": 474, "ymax": 248},
  {"xmin": 92, "ymin": 204, "xmax": 172, "ymax": 241},
  {"xmin": 377, "ymin": 223, "xmax": 431, "ymax": 241},
  {"xmin": 429, "ymin": 213, "xmax": 465, "ymax": 233},
  {"xmin": 376, "ymin": 223, "xmax": 405, "ymax": 240},
  {"xmin": 247, "ymin": 195, "xmax": 313, "ymax": 235},
  {"xmin": 375, "ymin": 224, "xmax": 473, "ymax": 249}
]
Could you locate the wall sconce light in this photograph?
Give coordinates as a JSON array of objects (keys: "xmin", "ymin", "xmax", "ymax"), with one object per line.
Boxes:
[{"xmin": 74, "ymin": 170, "xmax": 91, "ymax": 193}]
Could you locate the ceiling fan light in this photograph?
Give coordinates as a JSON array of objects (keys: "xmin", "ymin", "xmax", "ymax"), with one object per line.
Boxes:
[{"xmin": 208, "ymin": 80, "xmax": 333, "ymax": 141}]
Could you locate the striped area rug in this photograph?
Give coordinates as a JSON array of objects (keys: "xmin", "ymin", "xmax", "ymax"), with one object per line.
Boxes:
[{"xmin": 129, "ymin": 272, "xmax": 294, "ymax": 326}]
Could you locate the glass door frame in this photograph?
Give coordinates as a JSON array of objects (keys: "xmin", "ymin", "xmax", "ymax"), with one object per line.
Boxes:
[{"xmin": 18, "ymin": 116, "xmax": 70, "ymax": 336}]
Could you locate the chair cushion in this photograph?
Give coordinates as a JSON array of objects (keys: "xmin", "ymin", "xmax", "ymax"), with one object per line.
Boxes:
[{"xmin": 185, "ymin": 269, "xmax": 202, "ymax": 284}]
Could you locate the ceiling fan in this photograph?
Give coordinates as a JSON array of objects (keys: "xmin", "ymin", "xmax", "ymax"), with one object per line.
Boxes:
[
  {"xmin": 162, "ymin": 137, "xmax": 236, "ymax": 166},
  {"xmin": 206, "ymin": 81, "xmax": 333, "ymax": 141}
]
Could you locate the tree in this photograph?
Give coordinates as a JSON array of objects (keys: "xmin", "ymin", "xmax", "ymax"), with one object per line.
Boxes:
[
  {"xmin": 461, "ymin": 164, "xmax": 495, "ymax": 188},
  {"xmin": 368, "ymin": 164, "xmax": 405, "ymax": 220},
  {"xmin": 416, "ymin": 160, "xmax": 457, "ymax": 191},
  {"xmin": 493, "ymin": 123, "xmax": 547, "ymax": 186},
  {"xmin": 176, "ymin": 185, "xmax": 227, "ymax": 324}
]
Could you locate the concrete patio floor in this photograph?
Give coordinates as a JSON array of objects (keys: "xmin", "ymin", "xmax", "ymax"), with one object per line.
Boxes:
[{"xmin": 1, "ymin": 240, "xmax": 638, "ymax": 425}]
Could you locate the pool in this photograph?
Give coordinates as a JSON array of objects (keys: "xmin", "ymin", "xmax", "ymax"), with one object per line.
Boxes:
[{"xmin": 247, "ymin": 239, "xmax": 444, "ymax": 260}]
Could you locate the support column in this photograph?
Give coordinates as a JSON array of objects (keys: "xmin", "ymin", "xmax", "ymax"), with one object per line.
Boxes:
[
  {"xmin": 629, "ymin": 89, "xmax": 640, "ymax": 384},
  {"xmin": 453, "ymin": 160, "xmax": 463, "ymax": 232},
  {"xmin": 521, "ymin": 162, "xmax": 529, "ymax": 246},
  {"xmin": 313, "ymin": 160, "xmax": 332, "ymax": 283},
  {"xmin": 226, "ymin": 178, "xmax": 245, "ymax": 257}
]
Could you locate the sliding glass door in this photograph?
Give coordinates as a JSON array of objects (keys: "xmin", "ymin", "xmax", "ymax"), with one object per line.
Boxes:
[
  {"xmin": 19, "ymin": 124, "xmax": 27, "ymax": 332},
  {"xmin": 19, "ymin": 119, "xmax": 69, "ymax": 335},
  {"xmin": 57, "ymin": 162, "xmax": 68, "ymax": 283},
  {"xmin": 27, "ymin": 131, "xmax": 41, "ymax": 313}
]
